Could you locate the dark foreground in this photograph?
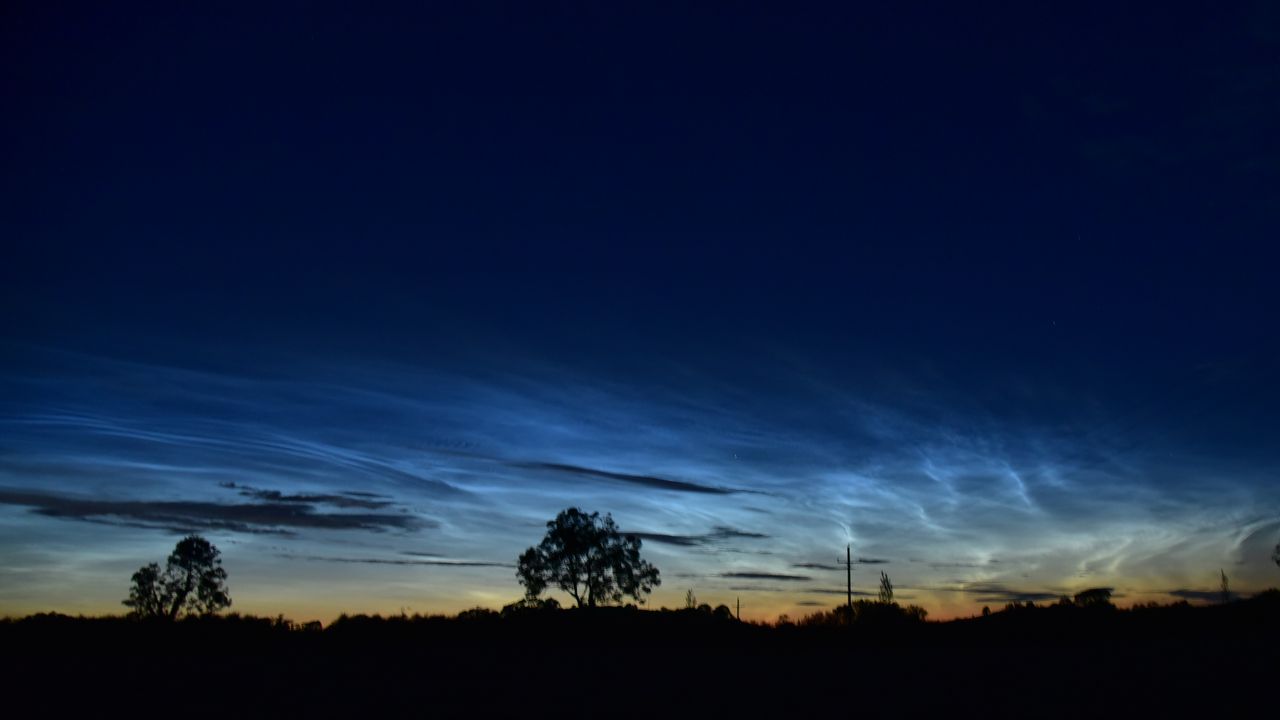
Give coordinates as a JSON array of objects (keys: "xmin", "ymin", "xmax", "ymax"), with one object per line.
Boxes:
[{"xmin": 5, "ymin": 593, "xmax": 1278, "ymax": 718}]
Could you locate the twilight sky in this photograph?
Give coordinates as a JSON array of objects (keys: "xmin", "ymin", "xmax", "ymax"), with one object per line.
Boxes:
[{"xmin": 2, "ymin": 3, "xmax": 1278, "ymax": 621}]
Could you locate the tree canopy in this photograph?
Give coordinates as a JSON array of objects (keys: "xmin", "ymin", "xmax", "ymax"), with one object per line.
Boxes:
[
  {"xmin": 1073, "ymin": 588, "xmax": 1114, "ymax": 608},
  {"xmin": 124, "ymin": 535, "xmax": 231, "ymax": 620},
  {"xmin": 517, "ymin": 507, "xmax": 660, "ymax": 608}
]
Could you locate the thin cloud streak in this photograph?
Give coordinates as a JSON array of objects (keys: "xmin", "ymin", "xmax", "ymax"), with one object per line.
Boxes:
[
  {"xmin": 280, "ymin": 555, "xmax": 513, "ymax": 568},
  {"xmin": 722, "ymin": 572, "xmax": 811, "ymax": 582},
  {"xmin": 510, "ymin": 462, "xmax": 743, "ymax": 495}
]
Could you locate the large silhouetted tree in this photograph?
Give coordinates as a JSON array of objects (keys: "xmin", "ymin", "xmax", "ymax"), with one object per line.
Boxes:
[
  {"xmin": 517, "ymin": 507, "xmax": 660, "ymax": 608},
  {"xmin": 123, "ymin": 535, "xmax": 231, "ymax": 620}
]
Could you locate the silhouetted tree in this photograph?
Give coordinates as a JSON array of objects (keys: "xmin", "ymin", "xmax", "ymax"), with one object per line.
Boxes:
[
  {"xmin": 1220, "ymin": 569, "xmax": 1230, "ymax": 604},
  {"xmin": 685, "ymin": 588, "xmax": 697, "ymax": 609},
  {"xmin": 123, "ymin": 562, "xmax": 166, "ymax": 618},
  {"xmin": 516, "ymin": 507, "xmax": 660, "ymax": 608},
  {"xmin": 123, "ymin": 535, "xmax": 231, "ymax": 620},
  {"xmin": 1072, "ymin": 587, "xmax": 1113, "ymax": 609},
  {"xmin": 1273, "ymin": 542, "xmax": 1279, "ymax": 570},
  {"xmin": 878, "ymin": 571, "xmax": 894, "ymax": 604}
]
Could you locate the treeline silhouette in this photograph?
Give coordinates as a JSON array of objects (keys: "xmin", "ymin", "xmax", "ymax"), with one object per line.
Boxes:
[
  {"xmin": 6, "ymin": 589, "xmax": 1279, "ymax": 648},
  {"xmin": 4, "ymin": 592, "xmax": 1277, "ymax": 717},
  {"xmin": 11, "ymin": 516, "xmax": 1280, "ymax": 717}
]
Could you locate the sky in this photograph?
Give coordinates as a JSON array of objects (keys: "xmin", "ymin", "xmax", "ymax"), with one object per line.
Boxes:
[{"xmin": 2, "ymin": 2, "xmax": 1278, "ymax": 622}]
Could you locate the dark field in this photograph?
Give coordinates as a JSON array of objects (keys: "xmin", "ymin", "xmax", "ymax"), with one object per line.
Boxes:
[{"xmin": 5, "ymin": 593, "xmax": 1278, "ymax": 718}]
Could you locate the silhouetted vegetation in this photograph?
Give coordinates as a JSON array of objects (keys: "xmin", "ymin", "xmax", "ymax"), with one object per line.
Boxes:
[
  {"xmin": 8, "ymin": 512, "xmax": 1272, "ymax": 715},
  {"xmin": 123, "ymin": 535, "xmax": 230, "ymax": 620},
  {"xmin": 878, "ymin": 571, "xmax": 894, "ymax": 603},
  {"xmin": 516, "ymin": 507, "xmax": 660, "ymax": 607},
  {"xmin": 1072, "ymin": 587, "xmax": 1114, "ymax": 609},
  {"xmin": 5, "ymin": 591, "xmax": 1278, "ymax": 716}
]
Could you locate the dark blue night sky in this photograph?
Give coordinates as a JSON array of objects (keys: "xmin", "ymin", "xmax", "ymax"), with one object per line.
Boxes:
[{"xmin": 2, "ymin": 2, "xmax": 1278, "ymax": 619}]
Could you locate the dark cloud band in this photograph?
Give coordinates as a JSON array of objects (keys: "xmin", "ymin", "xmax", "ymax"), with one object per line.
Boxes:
[
  {"xmin": 0, "ymin": 488, "xmax": 425, "ymax": 534},
  {"xmin": 219, "ymin": 481, "xmax": 394, "ymax": 509},
  {"xmin": 511, "ymin": 461, "xmax": 741, "ymax": 495},
  {"xmin": 280, "ymin": 554, "xmax": 511, "ymax": 568},
  {"xmin": 624, "ymin": 526, "xmax": 769, "ymax": 547},
  {"xmin": 721, "ymin": 572, "xmax": 811, "ymax": 581}
]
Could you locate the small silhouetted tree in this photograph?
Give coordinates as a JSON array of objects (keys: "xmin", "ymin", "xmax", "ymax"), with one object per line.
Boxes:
[
  {"xmin": 516, "ymin": 507, "xmax": 660, "ymax": 608},
  {"xmin": 685, "ymin": 588, "xmax": 697, "ymax": 609},
  {"xmin": 123, "ymin": 535, "xmax": 231, "ymax": 620},
  {"xmin": 1220, "ymin": 569, "xmax": 1230, "ymax": 604},
  {"xmin": 1272, "ymin": 542, "xmax": 1279, "ymax": 570},
  {"xmin": 1073, "ymin": 587, "xmax": 1113, "ymax": 608},
  {"xmin": 878, "ymin": 571, "xmax": 894, "ymax": 604},
  {"xmin": 124, "ymin": 563, "xmax": 166, "ymax": 618}
]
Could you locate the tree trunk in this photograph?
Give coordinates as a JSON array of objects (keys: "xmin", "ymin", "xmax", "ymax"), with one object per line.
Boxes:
[{"xmin": 167, "ymin": 572, "xmax": 192, "ymax": 620}]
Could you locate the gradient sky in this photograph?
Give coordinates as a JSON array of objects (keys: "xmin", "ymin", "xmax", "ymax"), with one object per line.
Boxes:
[{"xmin": 2, "ymin": 3, "xmax": 1278, "ymax": 621}]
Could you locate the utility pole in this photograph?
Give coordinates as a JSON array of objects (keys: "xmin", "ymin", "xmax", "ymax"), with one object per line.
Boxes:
[
  {"xmin": 837, "ymin": 544, "xmax": 853, "ymax": 623},
  {"xmin": 846, "ymin": 544, "xmax": 852, "ymax": 615},
  {"xmin": 736, "ymin": 596, "xmax": 740, "ymax": 621}
]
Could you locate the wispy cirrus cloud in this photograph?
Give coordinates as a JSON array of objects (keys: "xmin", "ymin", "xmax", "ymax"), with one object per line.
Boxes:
[{"xmin": 2, "ymin": 344, "xmax": 1278, "ymax": 620}]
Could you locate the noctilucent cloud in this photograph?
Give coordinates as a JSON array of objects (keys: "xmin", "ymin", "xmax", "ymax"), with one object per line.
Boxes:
[{"xmin": 2, "ymin": 4, "xmax": 1278, "ymax": 620}]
